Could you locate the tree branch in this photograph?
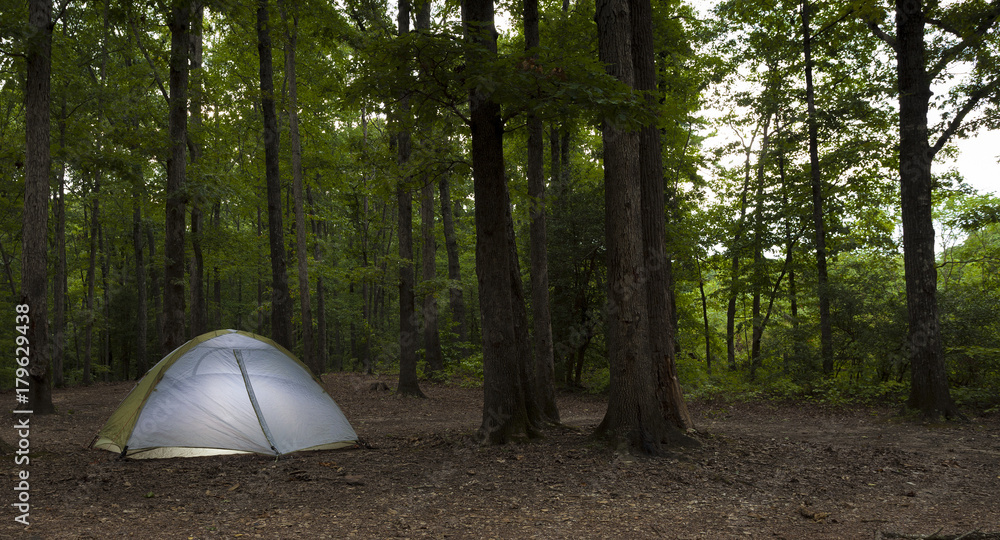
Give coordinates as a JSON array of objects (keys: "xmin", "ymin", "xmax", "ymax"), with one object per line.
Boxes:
[
  {"xmin": 867, "ymin": 20, "xmax": 897, "ymax": 52},
  {"xmin": 928, "ymin": 2, "xmax": 1000, "ymax": 79},
  {"xmin": 129, "ymin": 18, "xmax": 169, "ymax": 104},
  {"xmin": 931, "ymin": 76, "xmax": 1000, "ymax": 156},
  {"xmin": 926, "ymin": 16, "xmax": 962, "ymax": 37}
]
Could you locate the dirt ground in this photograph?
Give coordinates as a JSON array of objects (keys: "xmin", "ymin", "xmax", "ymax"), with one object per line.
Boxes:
[{"xmin": 2, "ymin": 373, "xmax": 999, "ymax": 539}]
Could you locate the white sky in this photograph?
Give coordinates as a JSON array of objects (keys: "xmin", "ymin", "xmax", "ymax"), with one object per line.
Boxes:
[{"xmin": 952, "ymin": 131, "xmax": 1000, "ymax": 196}]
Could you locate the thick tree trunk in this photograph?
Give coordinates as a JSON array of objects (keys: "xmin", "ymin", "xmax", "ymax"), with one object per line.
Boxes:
[
  {"xmin": 525, "ymin": 0, "xmax": 559, "ymax": 424},
  {"xmin": 802, "ymin": 0, "xmax": 833, "ymax": 376},
  {"xmin": 894, "ymin": 0, "xmax": 958, "ymax": 419},
  {"xmin": 439, "ymin": 177, "xmax": 468, "ymax": 354},
  {"xmin": 396, "ymin": 0, "xmax": 425, "ymax": 397},
  {"xmin": 22, "ymin": 0, "xmax": 54, "ymax": 413},
  {"xmin": 257, "ymin": 0, "xmax": 293, "ymax": 349},
  {"xmin": 593, "ymin": 0, "xmax": 672, "ymax": 454},
  {"xmin": 280, "ymin": 0, "xmax": 314, "ymax": 371},
  {"xmin": 164, "ymin": 1, "xmax": 191, "ymax": 353},
  {"xmin": 398, "ymin": 175, "xmax": 424, "ymax": 396},
  {"xmin": 631, "ymin": 0, "xmax": 693, "ymax": 431},
  {"xmin": 466, "ymin": 0, "xmax": 534, "ymax": 444},
  {"xmin": 506, "ymin": 199, "xmax": 544, "ymax": 430}
]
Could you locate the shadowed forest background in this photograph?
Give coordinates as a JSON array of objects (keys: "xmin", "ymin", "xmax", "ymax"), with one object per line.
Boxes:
[{"xmin": 3, "ymin": 0, "xmax": 1000, "ymax": 448}]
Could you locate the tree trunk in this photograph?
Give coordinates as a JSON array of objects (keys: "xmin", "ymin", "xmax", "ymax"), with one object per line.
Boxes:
[
  {"xmin": 257, "ymin": 0, "xmax": 293, "ymax": 349},
  {"xmin": 748, "ymin": 113, "xmax": 771, "ymax": 380},
  {"xmin": 696, "ymin": 258, "xmax": 712, "ymax": 375},
  {"xmin": 212, "ymin": 202, "xmax": 222, "ymax": 328},
  {"xmin": 439, "ymin": 177, "xmax": 468, "ymax": 354},
  {"xmin": 409, "ymin": 1, "xmax": 443, "ymax": 378},
  {"xmin": 632, "ymin": 0, "xmax": 693, "ymax": 431},
  {"xmin": 22, "ymin": 0, "xmax": 54, "ymax": 413},
  {"xmin": 53, "ymin": 98, "xmax": 67, "ymax": 388},
  {"xmin": 395, "ymin": 0, "xmax": 425, "ymax": 397},
  {"xmin": 398, "ymin": 175, "xmax": 424, "ymax": 396},
  {"xmin": 84, "ymin": 185, "xmax": 99, "ymax": 385},
  {"xmin": 421, "ymin": 176, "xmax": 444, "ymax": 376},
  {"xmin": 466, "ymin": 0, "xmax": 535, "ymax": 443},
  {"xmin": 894, "ymin": 0, "xmax": 958, "ymax": 419},
  {"xmin": 147, "ymin": 226, "xmax": 163, "ymax": 359},
  {"xmin": 164, "ymin": 1, "xmax": 191, "ymax": 354},
  {"xmin": 280, "ymin": 0, "xmax": 314, "ymax": 371},
  {"xmin": 506, "ymin": 198, "xmax": 544, "ymax": 430},
  {"xmin": 593, "ymin": 0, "xmax": 673, "ymax": 454},
  {"xmin": 802, "ymin": 0, "xmax": 833, "ymax": 376},
  {"xmin": 133, "ymin": 201, "xmax": 148, "ymax": 377},
  {"xmin": 726, "ymin": 125, "xmax": 756, "ymax": 371},
  {"xmin": 189, "ymin": 5, "xmax": 206, "ymax": 338},
  {"xmin": 525, "ymin": 0, "xmax": 559, "ymax": 424}
]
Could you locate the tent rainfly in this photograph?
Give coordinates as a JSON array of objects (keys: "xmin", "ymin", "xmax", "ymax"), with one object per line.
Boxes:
[{"xmin": 91, "ymin": 329, "xmax": 357, "ymax": 459}]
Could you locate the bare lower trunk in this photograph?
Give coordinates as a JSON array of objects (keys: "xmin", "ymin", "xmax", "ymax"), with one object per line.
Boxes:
[
  {"xmin": 421, "ymin": 178, "xmax": 443, "ymax": 376},
  {"xmin": 257, "ymin": 0, "xmax": 292, "ymax": 348},
  {"xmin": 280, "ymin": 0, "xmax": 314, "ymax": 370},
  {"xmin": 439, "ymin": 178, "xmax": 468, "ymax": 354},
  {"xmin": 23, "ymin": 0, "xmax": 54, "ymax": 412},
  {"xmin": 164, "ymin": 1, "xmax": 191, "ymax": 354},
  {"xmin": 395, "ymin": 1, "xmax": 424, "ymax": 397},
  {"xmin": 466, "ymin": 0, "xmax": 535, "ymax": 443},
  {"xmin": 632, "ymin": 0, "xmax": 692, "ymax": 431},
  {"xmin": 525, "ymin": 0, "xmax": 559, "ymax": 424},
  {"xmin": 802, "ymin": 1, "xmax": 833, "ymax": 375},
  {"xmin": 894, "ymin": 0, "xmax": 958, "ymax": 419}
]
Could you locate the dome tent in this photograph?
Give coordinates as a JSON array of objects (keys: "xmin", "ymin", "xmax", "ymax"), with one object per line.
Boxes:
[{"xmin": 91, "ymin": 329, "xmax": 357, "ymax": 459}]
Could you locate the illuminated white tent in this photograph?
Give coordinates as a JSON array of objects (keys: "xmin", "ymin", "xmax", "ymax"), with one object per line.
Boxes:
[{"xmin": 91, "ymin": 329, "xmax": 357, "ymax": 459}]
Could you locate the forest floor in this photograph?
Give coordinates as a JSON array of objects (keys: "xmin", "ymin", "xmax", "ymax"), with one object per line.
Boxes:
[{"xmin": 2, "ymin": 372, "xmax": 999, "ymax": 539}]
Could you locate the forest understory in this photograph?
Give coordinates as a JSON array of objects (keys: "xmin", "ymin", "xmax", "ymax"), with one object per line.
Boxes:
[{"xmin": 3, "ymin": 372, "xmax": 998, "ymax": 539}]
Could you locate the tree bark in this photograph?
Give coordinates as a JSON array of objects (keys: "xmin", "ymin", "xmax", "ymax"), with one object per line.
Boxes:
[
  {"xmin": 802, "ymin": 0, "xmax": 833, "ymax": 376},
  {"xmin": 894, "ymin": 0, "xmax": 958, "ymax": 419},
  {"xmin": 593, "ymin": 0, "xmax": 672, "ymax": 454},
  {"xmin": 525, "ymin": 0, "xmax": 560, "ymax": 424},
  {"xmin": 631, "ymin": 0, "xmax": 693, "ymax": 431},
  {"xmin": 212, "ymin": 202, "xmax": 222, "ymax": 328},
  {"xmin": 163, "ymin": 1, "xmax": 191, "ymax": 354},
  {"xmin": 280, "ymin": 0, "xmax": 314, "ymax": 371},
  {"xmin": 189, "ymin": 4, "xmax": 206, "ymax": 338},
  {"xmin": 22, "ymin": 0, "xmax": 54, "ymax": 413},
  {"xmin": 439, "ymin": 177, "xmax": 468, "ymax": 354},
  {"xmin": 726, "ymin": 126, "xmax": 755, "ymax": 371},
  {"xmin": 53, "ymin": 97, "xmax": 67, "ymax": 388},
  {"xmin": 134, "ymin": 200, "xmax": 148, "ymax": 377},
  {"xmin": 466, "ymin": 0, "xmax": 535, "ymax": 443},
  {"xmin": 396, "ymin": 0, "xmax": 425, "ymax": 397},
  {"xmin": 84, "ymin": 184, "xmax": 99, "ymax": 385},
  {"xmin": 147, "ymin": 226, "xmax": 163, "ymax": 359},
  {"xmin": 257, "ymin": 0, "xmax": 293, "ymax": 349},
  {"xmin": 415, "ymin": 0, "xmax": 443, "ymax": 380},
  {"xmin": 421, "ymin": 176, "xmax": 444, "ymax": 376},
  {"xmin": 696, "ymin": 258, "xmax": 712, "ymax": 375}
]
